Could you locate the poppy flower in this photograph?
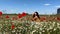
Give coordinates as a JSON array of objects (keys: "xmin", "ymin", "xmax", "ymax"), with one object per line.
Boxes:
[
  {"xmin": 56, "ymin": 17, "xmax": 60, "ymax": 21},
  {"xmin": 40, "ymin": 17, "xmax": 46, "ymax": 21},
  {"xmin": 17, "ymin": 13, "xmax": 22, "ymax": 18},
  {"xmin": 11, "ymin": 24, "xmax": 15, "ymax": 30},
  {"xmin": 11, "ymin": 23, "xmax": 15, "ymax": 29},
  {"xmin": 17, "ymin": 12, "xmax": 26, "ymax": 19},
  {"xmin": 22, "ymin": 12, "xmax": 26, "ymax": 17},
  {"xmin": 5, "ymin": 15, "xmax": 9, "ymax": 19},
  {"xmin": 0, "ymin": 11, "xmax": 2, "ymax": 16},
  {"xmin": 18, "ymin": 15, "xmax": 22, "ymax": 18}
]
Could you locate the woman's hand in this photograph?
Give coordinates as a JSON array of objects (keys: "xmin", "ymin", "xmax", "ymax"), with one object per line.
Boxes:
[{"xmin": 32, "ymin": 16, "xmax": 37, "ymax": 20}]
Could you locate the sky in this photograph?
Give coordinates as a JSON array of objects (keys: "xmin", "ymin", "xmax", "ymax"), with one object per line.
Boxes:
[{"xmin": 0, "ymin": 0, "xmax": 60, "ymax": 14}]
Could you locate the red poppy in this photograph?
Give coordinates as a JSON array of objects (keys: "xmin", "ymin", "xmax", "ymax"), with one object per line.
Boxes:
[
  {"xmin": 22, "ymin": 12, "xmax": 26, "ymax": 17},
  {"xmin": 5, "ymin": 15, "xmax": 9, "ymax": 19},
  {"xmin": 40, "ymin": 17, "xmax": 46, "ymax": 21},
  {"xmin": 11, "ymin": 24, "xmax": 15, "ymax": 30},
  {"xmin": 0, "ymin": 11, "xmax": 2, "ymax": 16},
  {"xmin": 17, "ymin": 13, "xmax": 22, "ymax": 18},
  {"xmin": 17, "ymin": 12, "xmax": 26, "ymax": 19},
  {"xmin": 18, "ymin": 15, "xmax": 22, "ymax": 18},
  {"xmin": 56, "ymin": 17, "xmax": 60, "ymax": 21}
]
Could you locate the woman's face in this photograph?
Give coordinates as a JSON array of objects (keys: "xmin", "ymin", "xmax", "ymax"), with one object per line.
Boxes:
[{"xmin": 34, "ymin": 13, "xmax": 37, "ymax": 16}]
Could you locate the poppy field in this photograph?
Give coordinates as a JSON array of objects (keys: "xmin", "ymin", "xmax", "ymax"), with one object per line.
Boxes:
[{"xmin": 0, "ymin": 12, "xmax": 60, "ymax": 34}]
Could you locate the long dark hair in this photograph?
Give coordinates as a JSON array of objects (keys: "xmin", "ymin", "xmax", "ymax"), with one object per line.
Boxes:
[{"xmin": 33, "ymin": 12, "xmax": 40, "ymax": 19}]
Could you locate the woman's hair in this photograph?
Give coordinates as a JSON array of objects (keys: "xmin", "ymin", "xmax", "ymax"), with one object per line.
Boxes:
[{"xmin": 33, "ymin": 12, "xmax": 40, "ymax": 19}]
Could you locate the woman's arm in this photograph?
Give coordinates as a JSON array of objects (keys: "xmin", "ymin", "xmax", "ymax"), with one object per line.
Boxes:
[{"xmin": 32, "ymin": 16, "xmax": 38, "ymax": 21}]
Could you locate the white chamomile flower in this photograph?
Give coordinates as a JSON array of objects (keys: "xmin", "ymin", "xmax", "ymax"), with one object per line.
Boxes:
[{"xmin": 53, "ymin": 28, "xmax": 56, "ymax": 31}]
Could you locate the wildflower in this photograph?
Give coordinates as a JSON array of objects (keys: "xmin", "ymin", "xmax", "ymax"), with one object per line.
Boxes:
[
  {"xmin": 12, "ymin": 30, "xmax": 15, "ymax": 33},
  {"xmin": 18, "ymin": 15, "xmax": 22, "ymax": 18},
  {"xmin": 57, "ymin": 23, "xmax": 60, "ymax": 26},
  {"xmin": 49, "ymin": 26, "xmax": 53, "ymax": 29},
  {"xmin": 42, "ymin": 30, "xmax": 45, "ymax": 32},
  {"xmin": 47, "ymin": 29, "xmax": 49, "ymax": 31},
  {"xmin": 17, "ymin": 12, "xmax": 26, "ymax": 19},
  {"xmin": 40, "ymin": 28, "xmax": 43, "ymax": 31},
  {"xmin": 39, "ymin": 32, "xmax": 42, "ymax": 34},
  {"xmin": 57, "ymin": 17, "xmax": 60, "ymax": 21},
  {"xmin": 32, "ymin": 30, "xmax": 36, "ymax": 33},
  {"xmin": 11, "ymin": 23, "xmax": 15, "ymax": 30},
  {"xmin": 53, "ymin": 28, "xmax": 56, "ymax": 31},
  {"xmin": 40, "ymin": 17, "xmax": 46, "ymax": 21},
  {"xmin": 11, "ymin": 25, "xmax": 15, "ymax": 30},
  {"xmin": 22, "ymin": 12, "xmax": 26, "ymax": 17},
  {"xmin": 5, "ymin": 15, "xmax": 9, "ymax": 19},
  {"xmin": 17, "ymin": 13, "xmax": 22, "ymax": 18},
  {"xmin": 0, "ymin": 11, "xmax": 2, "ymax": 16}
]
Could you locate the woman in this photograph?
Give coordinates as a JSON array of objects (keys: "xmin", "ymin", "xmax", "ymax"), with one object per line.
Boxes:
[{"xmin": 32, "ymin": 12, "xmax": 40, "ymax": 22}]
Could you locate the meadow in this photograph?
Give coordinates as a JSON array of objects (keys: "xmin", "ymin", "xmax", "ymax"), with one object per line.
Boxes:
[{"xmin": 0, "ymin": 13, "xmax": 60, "ymax": 34}]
